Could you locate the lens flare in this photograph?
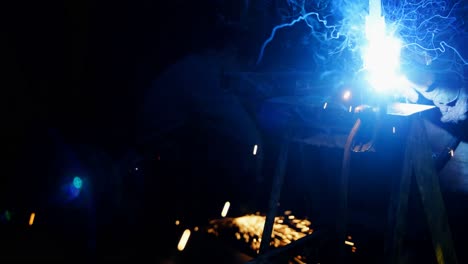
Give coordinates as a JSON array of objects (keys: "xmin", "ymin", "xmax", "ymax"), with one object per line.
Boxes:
[{"xmin": 73, "ymin": 176, "xmax": 82, "ymax": 189}]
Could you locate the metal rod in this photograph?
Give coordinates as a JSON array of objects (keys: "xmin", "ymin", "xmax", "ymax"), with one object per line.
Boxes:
[{"xmin": 259, "ymin": 136, "xmax": 290, "ymax": 254}]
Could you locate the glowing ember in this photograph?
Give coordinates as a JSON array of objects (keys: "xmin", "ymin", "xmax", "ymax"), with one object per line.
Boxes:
[
  {"xmin": 208, "ymin": 213, "xmax": 314, "ymax": 251},
  {"xmin": 253, "ymin": 145, "xmax": 258, "ymax": 155},
  {"xmin": 221, "ymin": 201, "xmax": 231, "ymax": 217},
  {"xmin": 177, "ymin": 229, "xmax": 191, "ymax": 251},
  {"xmin": 29, "ymin": 212, "xmax": 35, "ymax": 226}
]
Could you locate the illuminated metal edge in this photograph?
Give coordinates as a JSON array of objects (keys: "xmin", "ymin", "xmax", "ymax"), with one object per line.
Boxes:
[{"xmin": 387, "ymin": 103, "xmax": 435, "ymax": 116}]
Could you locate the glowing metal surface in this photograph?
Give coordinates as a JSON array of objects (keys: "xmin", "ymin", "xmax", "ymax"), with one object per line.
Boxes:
[
  {"xmin": 209, "ymin": 213, "xmax": 313, "ymax": 251},
  {"xmin": 387, "ymin": 102, "xmax": 435, "ymax": 116}
]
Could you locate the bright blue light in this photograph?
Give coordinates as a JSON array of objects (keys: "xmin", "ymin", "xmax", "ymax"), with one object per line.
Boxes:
[
  {"xmin": 363, "ymin": 0, "xmax": 406, "ymax": 93},
  {"xmin": 73, "ymin": 176, "xmax": 83, "ymax": 189},
  {"xmin": 257, "ymin": 0, "xmax": 468, "ymax": 99}
]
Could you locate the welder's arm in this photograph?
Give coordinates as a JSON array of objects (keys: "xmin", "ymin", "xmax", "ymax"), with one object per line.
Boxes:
[{"xmin": 407, "ymin": 71, "xmax": 468, "ymax": 123}]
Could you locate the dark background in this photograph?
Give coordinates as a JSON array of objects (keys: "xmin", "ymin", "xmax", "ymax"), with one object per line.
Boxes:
[
  {"xmin": 3, "ymin": 1, "xmax": 468, "ymax": 263},
  {"xmin": 2, "ymin": 1, "xmax": 273, "ymax": 261},
  {"xmin": 4, "ymin": 1, "xmax": 223, "ymax": 150},
  {"xmin": 3, "ymin": 0, "xmax": 232, "ymax": 259}
]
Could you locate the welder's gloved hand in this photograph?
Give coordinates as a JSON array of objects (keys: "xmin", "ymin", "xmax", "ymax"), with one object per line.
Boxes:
[
  {"xmin": 438, "ymin": 88, "xmax": 467, "ymax": 123},
  {"xmin": 405, "ymin": 69, "xmax": 468, "ymax": 123}
]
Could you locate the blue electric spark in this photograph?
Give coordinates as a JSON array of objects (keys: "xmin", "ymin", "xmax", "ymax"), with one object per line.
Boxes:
[
  {"xmin": 257, "ymin": 0, "xmax": 468, "ymax": 98},
  {"xmin": 256, "ymin": 11, "xmax": 342, "ymax": 65}
]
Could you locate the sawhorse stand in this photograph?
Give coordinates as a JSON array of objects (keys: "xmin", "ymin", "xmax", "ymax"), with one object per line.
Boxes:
[
  {"xmin": 385, "ymin": 116, "xmax": 458, "ymax": 264},
  {"xmin": 249, "ymin": 114, "xmax": 458, "ymax": 263}
]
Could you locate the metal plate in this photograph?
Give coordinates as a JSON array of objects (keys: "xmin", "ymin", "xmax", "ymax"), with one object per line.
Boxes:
[{"xmin": 387, "ymin": 102, "xmax": 435, "ymax": 116}]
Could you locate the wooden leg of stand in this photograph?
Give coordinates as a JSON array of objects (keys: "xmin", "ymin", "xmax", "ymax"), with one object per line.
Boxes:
[
  {"xmin": 259, "ymin": 138, "xmax": 290, "ymax": 255},
  {"xmin": 412, "ymin": 118, "xmax": 458, "ymax": 264},
  {"xmin": 385, "ymin": 117, "xmax": 414, "ymax": 264}
]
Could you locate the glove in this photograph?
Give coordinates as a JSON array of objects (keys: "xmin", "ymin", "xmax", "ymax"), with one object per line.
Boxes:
[
  {"xmin": 405, "ymin": 69, "xmax": 467, "ymax": 123},
  {"xmin": 439, "ymin": 88, "xmax": 467, "ymax": 123}
]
